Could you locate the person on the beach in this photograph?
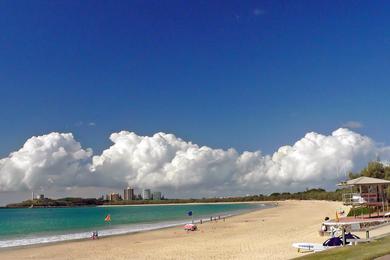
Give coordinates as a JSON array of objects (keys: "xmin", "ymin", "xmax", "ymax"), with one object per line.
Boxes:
[
  {"xmin": 320, "ymin": 216, "xmax": 330, "ymax": 234},
  {"xmin": 91, "ymin": 231, "xmax": 99, "ymax": 239}
]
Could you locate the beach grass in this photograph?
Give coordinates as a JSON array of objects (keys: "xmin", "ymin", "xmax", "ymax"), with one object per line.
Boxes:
[{"xmin": 295, "ymin": 235, "xmax": 390, "ymax": 260}]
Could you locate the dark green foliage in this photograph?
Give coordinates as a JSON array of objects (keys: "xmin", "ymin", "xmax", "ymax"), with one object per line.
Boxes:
[
  {"xmin": 6, "ymin": 198, "xmax": 104, "ymax": 208},
  {"xmin": 349, "ymin": 161, "xmax": 390, "ymax": 180},
  {"xmin": 347, "ymin": 207, "xmax": 375, "ymax": 217},
  {"xmin": 6, "ymin": 188, "xmax": 345, "ymax": 208},
  {"xmin": 362, "ymin": 161, "xmax": 385, "ymax": 179}
]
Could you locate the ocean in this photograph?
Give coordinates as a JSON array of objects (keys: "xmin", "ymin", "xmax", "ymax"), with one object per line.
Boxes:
[{"xmin": 0, "ymin": 203, "xmax": 269, "ymax": 248}]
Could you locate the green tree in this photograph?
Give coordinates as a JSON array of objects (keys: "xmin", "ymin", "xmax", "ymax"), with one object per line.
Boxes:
[
  {"xmin": 384, "ymin": 166, "xmax": 390, "ymax": 180},
  {"xmin": 348, "ymin": 171, "xmax": 360, "ymax": 179},
  {"xmin": 361, "ymin": 161, "xmax": 385, "ymax": 179}
]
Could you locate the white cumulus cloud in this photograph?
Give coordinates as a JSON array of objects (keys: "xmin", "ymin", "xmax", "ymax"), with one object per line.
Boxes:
[
  {"xmin": 91, "ymin": 131, "xmax": 239, "ymax": 194},
  {"xmin": 0, "ymin": 133, "xmax": 93, "ymax": 191},
  {"xmin": 91, "ymin": 128, "xmax": 389, "ymax": 195},
  {"xmin": 236, "ymin": 128, "xmax": 381, "ymax": 191},
  {"xmin": 1, "ymin": 128, "xmax": 389, "ymax": 196}
]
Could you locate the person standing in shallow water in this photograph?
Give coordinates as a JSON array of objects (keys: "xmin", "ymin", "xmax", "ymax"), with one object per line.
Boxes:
[{"xmin": 91, "ymin": 231, "xmax": 99, "ymax": 239}]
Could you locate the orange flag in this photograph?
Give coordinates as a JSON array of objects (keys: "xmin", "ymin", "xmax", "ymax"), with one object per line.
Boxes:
[{"xmin": 104, "ymin": 214, "xmax": 111, "ymax": 222}]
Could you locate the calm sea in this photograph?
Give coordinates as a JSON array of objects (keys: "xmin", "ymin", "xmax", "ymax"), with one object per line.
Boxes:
[{"xmin": 0, "ymin": 203, "xmax": 269, "ymax": 248}]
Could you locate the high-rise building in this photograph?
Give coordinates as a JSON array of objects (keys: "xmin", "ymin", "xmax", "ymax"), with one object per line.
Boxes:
[
  {"xmin": 109, "ymin": 192, "xmax": 121, "ymax": 201},
  {"xmin": 124, "ymin": 187, "xmax": 135, "ymax": 200},
  {"xmin": 152, "ymin": 191, "xmax": 162, "ymax": 200},
  {"xmin": 142, "ymin": 189, "xmax": 151, "ymax": 200}
]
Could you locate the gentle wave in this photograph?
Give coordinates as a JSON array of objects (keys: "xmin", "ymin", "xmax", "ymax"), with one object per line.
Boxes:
[{"xmin": 0, "ymin": 214, "xmax": 233, "ymax": 248}]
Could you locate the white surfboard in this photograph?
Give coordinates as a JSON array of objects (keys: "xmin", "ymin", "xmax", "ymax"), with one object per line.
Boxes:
[{"xmin": 292, "ymin": 243, "xmax": 328, "ymax": 252}]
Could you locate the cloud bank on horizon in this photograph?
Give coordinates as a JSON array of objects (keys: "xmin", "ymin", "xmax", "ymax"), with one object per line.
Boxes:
[{"xmin": 0, "ymin": 128, "xmax": 388, "ymax": 196}]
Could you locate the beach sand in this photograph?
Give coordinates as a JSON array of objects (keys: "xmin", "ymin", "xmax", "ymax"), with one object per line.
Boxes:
[{"xmin": 0, "ymin": 200, "xmax": 345, "ymax": 260}]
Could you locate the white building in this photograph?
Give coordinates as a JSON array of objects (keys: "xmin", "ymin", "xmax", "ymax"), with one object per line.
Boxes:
[
  {"xmin": 152, "ymin": 191, "xmax": 162, "ymax": 200},
  {"xmin": 143, "ymin": 189, "xmax": 151, "ymax": 200}
]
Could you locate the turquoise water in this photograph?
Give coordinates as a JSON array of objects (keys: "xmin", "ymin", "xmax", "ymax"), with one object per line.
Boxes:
[{"xmin": 0, "ymin": 203, "xmax": 268, "ymax": 248}]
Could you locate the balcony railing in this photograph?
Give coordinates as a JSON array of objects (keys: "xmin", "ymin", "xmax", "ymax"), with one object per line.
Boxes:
[{"xmin": 342, "ymin": 193, "xmax": 385, "ymax": 205}]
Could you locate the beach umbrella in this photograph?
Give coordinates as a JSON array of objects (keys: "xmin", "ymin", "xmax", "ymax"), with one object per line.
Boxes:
[{"xmin": 184, "ymin": 223, "xmax": 197, "ymax": 231}]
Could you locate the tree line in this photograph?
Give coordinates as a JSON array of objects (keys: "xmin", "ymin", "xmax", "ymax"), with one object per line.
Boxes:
[{"xmin": 348, "ymin": 161, "xmax": 390, "ymax": 180}]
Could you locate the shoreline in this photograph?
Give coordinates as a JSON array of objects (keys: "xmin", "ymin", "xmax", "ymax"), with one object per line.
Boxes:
[
  {"xmin": 0, "ymin": 200, "xmax": 342, "ymax": 259},
  {"xmin": 98, "ymin": 200, "xmax": 276, "ymax": 207},
  {"xmin": 0, "ymin": 209, "xmax": 253, "ymax": 252},
  {"xmin": 0, "ymin": 202, "xmax": 273, "ymax": 250}
]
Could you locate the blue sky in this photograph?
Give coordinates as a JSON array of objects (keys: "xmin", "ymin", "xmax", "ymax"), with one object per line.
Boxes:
[{"xmin": 1, "ymin": 0, "xmax": 390, "ymax": 157}]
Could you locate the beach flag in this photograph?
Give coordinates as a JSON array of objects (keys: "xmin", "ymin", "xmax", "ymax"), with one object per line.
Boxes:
[
  {"xmin": 187, "ymin": 211, "xmax": 193, "ymax": 216},
  {"xmin": 104, "ymin": 214, "xmax": 111, "ymax": 222}
]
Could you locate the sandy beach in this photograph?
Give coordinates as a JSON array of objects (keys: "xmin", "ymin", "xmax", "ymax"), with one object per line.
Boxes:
[{"xmin": 0, "ymin": 200, "xmax": 347, "ymax": 260}]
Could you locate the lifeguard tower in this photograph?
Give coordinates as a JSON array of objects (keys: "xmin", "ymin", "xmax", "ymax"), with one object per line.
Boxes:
[
  {"xmin": 339, "ymin": 176, "xmax": 390, "ymax": 217},
  {"xmin": 294, "ymin": 177, "xmax": 390, "ymax": 251},
  {"xmin": 320, "ymin": 177, "xmax": 390, "ymax": 243}
]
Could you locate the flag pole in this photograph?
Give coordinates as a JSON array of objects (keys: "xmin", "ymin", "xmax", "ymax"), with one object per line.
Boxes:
[{"xmin": 187, "ymin": 211, "xmax": 193, "ymax": 224}]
